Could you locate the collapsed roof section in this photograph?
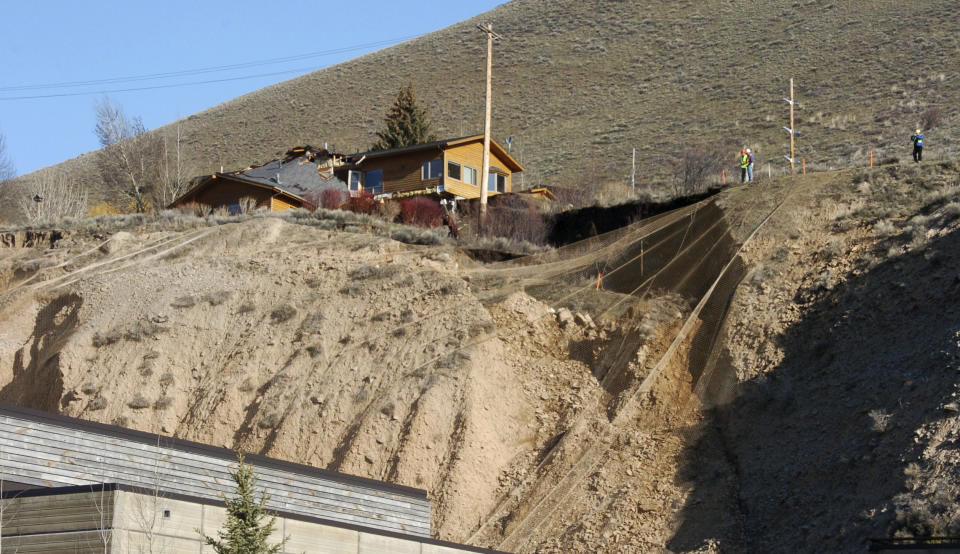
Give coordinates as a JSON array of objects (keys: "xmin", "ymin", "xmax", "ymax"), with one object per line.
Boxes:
[{"xmin": 173, "ymin": 145, "xmax": 348, "ymax": 210}]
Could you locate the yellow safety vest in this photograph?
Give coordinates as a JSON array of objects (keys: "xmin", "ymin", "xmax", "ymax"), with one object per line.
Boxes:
[{"xmin": 739, "ymin": 154, "xmax": 749, "ymax": 169}]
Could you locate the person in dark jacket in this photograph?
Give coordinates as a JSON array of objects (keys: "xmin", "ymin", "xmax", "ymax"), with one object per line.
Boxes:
[{"xmin": 911, "ymin": 129, "xmax": 924, "ymax": 162}]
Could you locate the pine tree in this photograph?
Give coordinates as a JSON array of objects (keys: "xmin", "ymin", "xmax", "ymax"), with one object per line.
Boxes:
[
  {"xmin": 372, "ymin": 85, "xmax": 436, "ymax": 150},
  {"xmin": 202, "ymin": 453, "xmax": 287, "ymax": 554}
]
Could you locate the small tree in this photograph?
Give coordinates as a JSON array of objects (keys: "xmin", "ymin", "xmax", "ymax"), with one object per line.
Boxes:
[
  {"xmin": 372, "ymin": 85, "xmax": 436, "ymax": 150},
  {"xmin": 0, "ymin": 131, "xmax": 15, "ymax": 181},
  {"xmin": 94, "ymin": 95, "xmax": 161, "ymax": 213},
  {"xmin": 202, "ymin": 452, "xmax": 287, "ymax": 554}
]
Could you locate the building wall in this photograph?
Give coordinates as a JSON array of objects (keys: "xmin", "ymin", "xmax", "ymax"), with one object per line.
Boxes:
[
  {"xmin": 0, "ymin": 408, "xmax": 431, "ymax": 537},
  {"xmin": 1, "ymin": 489, "xmax": 497, "ymax": 554},
  {"xmin": 271, "ymin": 195, "xmax": 299, "ymax": 212},
  {"xmin": 443, "ymin": 143, "xmax": 512, "ymax": 199},
  {"xmin": 361, "ymin": 149, "xmax": 444, "ymax": 195},
  {"xmin": 175, "ymin": 179, "xmax": 275, "ymax": 210}
]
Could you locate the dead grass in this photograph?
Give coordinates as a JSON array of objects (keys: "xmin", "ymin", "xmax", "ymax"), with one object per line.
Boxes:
[{"xmin": 7, "ymin": 0, "xmax": 957, "ymax": 225}]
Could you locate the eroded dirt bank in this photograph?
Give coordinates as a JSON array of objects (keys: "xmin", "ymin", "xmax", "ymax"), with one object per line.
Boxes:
[{"xmin": 1, "ymin": 160, "xmax": 959, "ymax": 553}]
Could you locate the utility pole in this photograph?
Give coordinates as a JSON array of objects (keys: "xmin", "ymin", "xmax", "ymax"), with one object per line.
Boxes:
[
  {"xmin": 782, "ymin": 78, "xmax": 799, "ymax": 172},
  {"xmin": 477, "ymin": 22, "xmax": 503, "ymax": 228}
]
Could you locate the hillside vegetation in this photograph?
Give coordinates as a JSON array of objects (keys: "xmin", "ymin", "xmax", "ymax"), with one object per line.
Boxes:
[{"xmin": 4, "ymin": 0, "xmax": 958, "ymax": 222}]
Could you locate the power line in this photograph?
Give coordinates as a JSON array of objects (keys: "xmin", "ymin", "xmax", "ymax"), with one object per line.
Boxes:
[
  {"xmin": 0, "ymin": 35, "xmax": 419, "ymax": 94},
  {"xmin": 0, "ymin": 66, "xmax": 329, "ymax": 101}
]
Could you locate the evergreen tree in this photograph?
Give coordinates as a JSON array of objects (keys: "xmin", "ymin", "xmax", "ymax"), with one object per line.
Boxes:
[
  {"xmin": 372, "ymin": 85, "xmax": 436, "ymax": 150},
  {"xmin": 202, "ymin": 453, "xmax": 287, "ymax": 554}
]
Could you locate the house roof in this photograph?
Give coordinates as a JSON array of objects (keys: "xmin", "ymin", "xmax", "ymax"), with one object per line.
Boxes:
[
  {"xmin": 353, "ymin": 135, "xmax": 524, "ymax": 172},
  {"xmin": 172, "ymin": 146, "xmax": 347, "ymax": 207}
]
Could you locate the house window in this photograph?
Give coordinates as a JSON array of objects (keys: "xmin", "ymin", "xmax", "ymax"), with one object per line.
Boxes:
[
  {"xmin": 348, "ymin": 170, "xmax": 362, "ymax": 191},
  {"xmin": 488, "ymin": 173, "xmax": 507, "ymax": 193},
  {"xmin": 463, "ymin": 166, "xmax": 478, "ymax": 186},
  {"xmin": 422, "ymin": 160, "xmax": 442, "ymax": 180},
  {"xmin": 447, "ymin": 161, "xmax": 461, "ymax": 180},
  {"xmin": 364, "ymin": 169, "xmax": 383, "ymax": 195}
]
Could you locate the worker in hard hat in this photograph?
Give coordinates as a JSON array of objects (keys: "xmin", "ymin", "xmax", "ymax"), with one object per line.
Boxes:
[
  {"xmin": 746, "ymin": 148, "xmax": 755, "ymax": 182},
  {"xmin": 739, "ymin": 148, "xmax": 749, "ymax": 183},
  {"xmin": 910, "ymin": 129, "xmax": 924, "ymax": 162}
]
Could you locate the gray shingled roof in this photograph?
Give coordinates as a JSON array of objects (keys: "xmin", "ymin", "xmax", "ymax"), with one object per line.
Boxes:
[{"xmin": 234, "ymin": 157, "xmax": 346, "ymax": 201}]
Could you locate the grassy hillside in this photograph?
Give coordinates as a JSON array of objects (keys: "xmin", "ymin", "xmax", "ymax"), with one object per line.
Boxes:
[{"xmin": 6, "ymin": 0, "xmax": 958, "ymax": 220}]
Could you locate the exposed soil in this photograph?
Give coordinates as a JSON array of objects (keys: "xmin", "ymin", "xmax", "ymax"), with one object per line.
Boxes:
[{"xmin": 1, "ymin": 160, "xmax": 959, "ymax": 553}]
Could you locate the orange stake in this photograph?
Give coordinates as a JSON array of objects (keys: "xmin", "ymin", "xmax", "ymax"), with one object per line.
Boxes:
[
  {"xmin": 596, "ymin": 273, "xmax": 602, "ymax": 290},
  {"xmin": 870, "ymin": 150, "xmax": 874, "ymax": 167},
  {"xmin": 802, "ymin": 158, "xmax": 806, "ymax": 175},
  {"xmin": 721, "ymin": 169, "xmax": 726, "ymax": 185}
]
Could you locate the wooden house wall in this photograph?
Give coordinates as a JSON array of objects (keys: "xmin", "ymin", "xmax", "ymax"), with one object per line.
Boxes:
[
  {"xmin": 443, "ymin": 143, "xmax": 513, "ymax": 199},
  {"xmin": 361, "ymin": 149, "xmax": 443, "ymax": 195},
  {"xmin": 271, "ymin": 195, "xmax": 299, "ymax": 212},
  {"xmin": 175, "ymin": 179, "xmax": 276, "ymax": 210}
]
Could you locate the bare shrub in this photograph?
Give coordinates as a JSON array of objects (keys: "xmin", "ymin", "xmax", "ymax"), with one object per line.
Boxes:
[
  {"xmin": 873, "ymin": 220, "xmax": 896, "ymax": 237},
  {"xmin": 350, "ymin": 264, "xmax": 399, "ymax": 280},
  {"xmin": 236, "ymin": 302, "xmax": 255, "ymax": 314},
  {"xmin": 270, "ymin": 304, "xmax": 297, "ymax": 323},
  {"xmin": 201, "ymin": 290, "xmax": 232, "ymax": 306},
  {"xmin": 943, "ymin": 202, "xmax": 960, "ymax": 219},
  {"xmin": 920, "ymin": 107, "xmax": 944, "ymax": 130},
  {"xmin": 258, "ymin": 412, "xmax": 281, "ymax": 429},
  {"xmin": 18, "ymin": 169, "xmax": 89, "ymax": 224},
  {"xmin": 128, "ymin": 394, "xmax": 151, "ymax": 409},
  {"xmin": 347, "ymin": 191, "xmax": 376, "ymax": 214},
  {"xmin": 154, "ymin": 395, "xmax": 173, "ymax": 410},
  {"xmin": 400, "ymin": 197, "xmax": 444, "ymax": 227},
  {"xmin": 375, "ymin": 199, "xmax": 401, "ymax": 222},
  {"xmin": 671, "ymin": 145, "xmax": 724, "ymax": 196},
  {"xmin": 94, "ymin": 95, "xmax": 161, "ymax": 213},
  {"xmin": 551, "ymin": 185, "xmax": 597, "ymax": 210},
  {"xmin": 88, "ymin": 395, "xmax": 108, "ymax": 411},
  {"xmin": 92, "ymin": 329, "xmax": 123, "ymax": 347},
  {"xmin": 81, "ymin": 382, "xmax": 101, "ymax": 395},
  {"xmin": 158, "ymin": 371, "xmax": 175, "ymax": 387},
  {"xmin": 868, "ymin": 408, "xmax": 892, "ymax": 432},
  {"xmin": 124, "ymin": 320, "xmax": 165, "ymax": 341},
  {"xmin": 320, "ymin": 188, "xmax": 345, "ymax": 210},
  {"xmin": 480, "ymin": 195, "xmax": 549, "ymax": 245},
  {"xmin": 0, "ymin": 131, "xmax": 14, "ymax": 180},
  {"xmin": 170, "ymin": 295, "xmax": 196, "ymax": 308}
]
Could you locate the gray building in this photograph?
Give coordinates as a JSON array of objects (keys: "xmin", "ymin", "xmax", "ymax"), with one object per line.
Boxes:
[{"xmin": 0, "ymin": 404, "xmax": 503, "ymax": 553}]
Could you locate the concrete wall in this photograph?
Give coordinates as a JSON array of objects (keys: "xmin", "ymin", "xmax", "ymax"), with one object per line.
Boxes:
[
  {"xmin": 1, "ymin": 488, "xmax": 496, "ymax": 554},
  {"xmin": 0, "ymin": 406, "xmax": 431, "ymax": 536}
]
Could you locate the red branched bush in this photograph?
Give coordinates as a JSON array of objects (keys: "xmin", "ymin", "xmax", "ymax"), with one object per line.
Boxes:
[
  {"xmin": 320, "ymin": 188, "xmax": 344, "ymax": 210},
  {"xmin": 347, "ymin": 191, "xmax": 376, "ymax": 214},
  {"xmin": 400, "ymin": 197, "xmax": 444, "ymax": 228}
]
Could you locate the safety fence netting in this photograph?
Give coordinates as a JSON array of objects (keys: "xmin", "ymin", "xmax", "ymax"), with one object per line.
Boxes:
[{"xmin": 461, "ymin": 182, "xmax": 791, "ymax": 551}]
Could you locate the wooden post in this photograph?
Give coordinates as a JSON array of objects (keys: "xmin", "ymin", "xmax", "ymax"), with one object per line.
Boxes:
[
  {"xmin": 802, "ymin": 158, "xmax": 806, "ymax": 174},
  {"xmin": 476, "ymin": 23, "xmax": 502, "ymax": 228},
  {"xmin": 631, "ymin": 147, "xmax": 636, "ymax": 193},
  {"xmin": 789, "ymin": 78, "xmax": 796, "ymax": 174},
  {"xmin": 870, "ymin": 150, "xmax": 874, "ymax": 167}
]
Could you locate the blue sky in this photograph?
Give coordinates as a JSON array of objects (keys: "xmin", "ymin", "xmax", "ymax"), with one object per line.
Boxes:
[{"xmin": 0, "ymin": 1, "xmax": 505, "ymax": 176}]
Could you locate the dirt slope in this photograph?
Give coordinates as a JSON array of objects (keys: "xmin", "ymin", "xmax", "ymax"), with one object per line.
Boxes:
[{"xmin": 1, "ymin": 159, "xmax": 959, "ymax": 553}]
